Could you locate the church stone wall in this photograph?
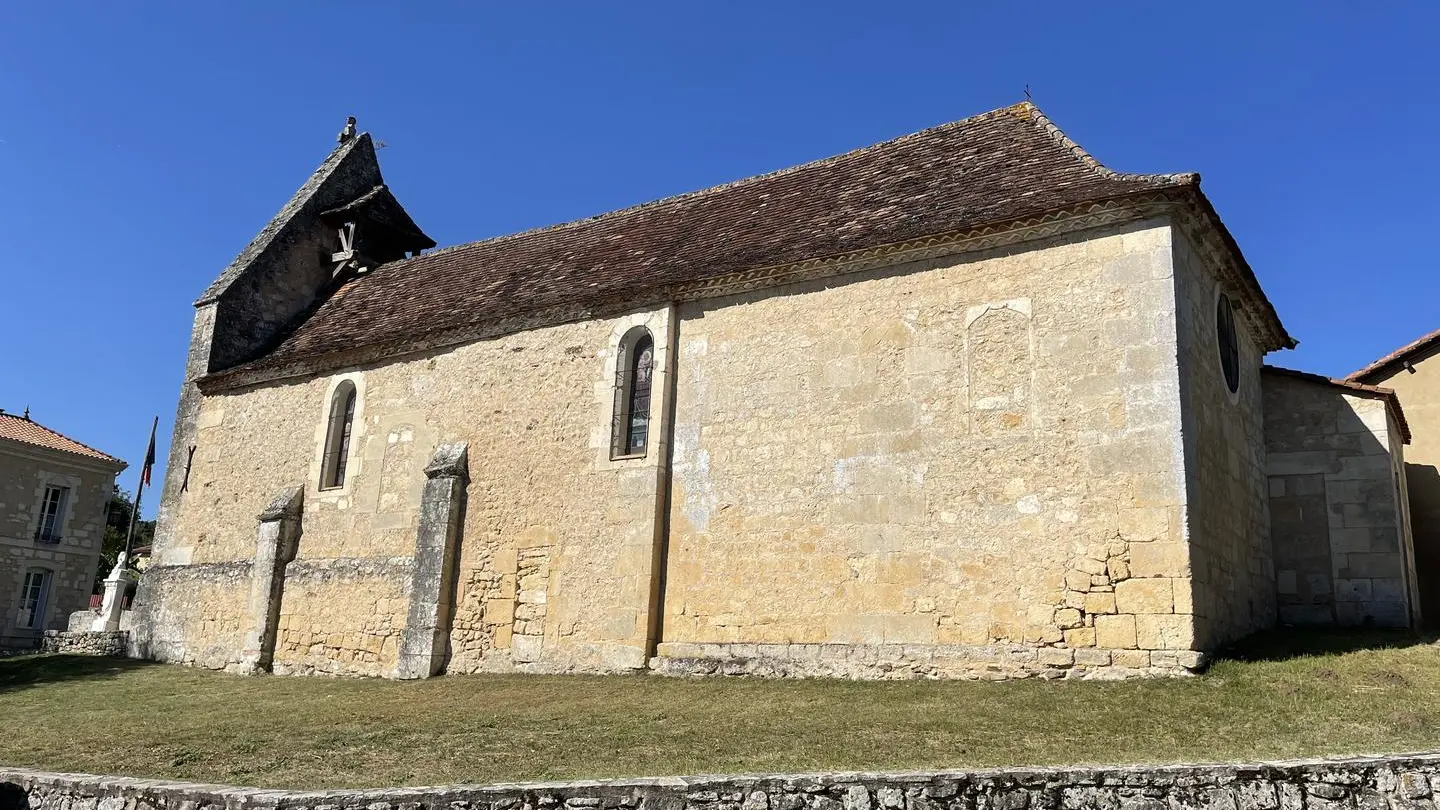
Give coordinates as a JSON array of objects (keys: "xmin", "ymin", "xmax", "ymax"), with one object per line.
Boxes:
[
  {"xmin": 141, "ymin": 216, "xmax": 1302, "ymax": 680},
  {"xmin": 658, "ymin": 220, "xmax": 1203, "ymax": 678},
  {"xmin": 130, "ymin": 562, "xmax": 251, "ymax": 670},
  {"xmin": 148, "ymin": 306, "xmax": 674, "ymax": 677},
  {"xmin": 1171, "ymin": 230, "xmax": 1275, "ymax": 649},
  {"xmin": 1261, "ymin": 374, "xmax": 1416, "ymax": 627},
  {"xmin": 271, "ymin": 558, "xmax": 412, "ymax": 676}
]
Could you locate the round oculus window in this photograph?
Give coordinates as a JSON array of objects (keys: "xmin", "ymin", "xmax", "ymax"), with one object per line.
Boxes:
[{"xmin": 1216, "ymin": 293, "xmax": 1240, "ymax": 394}]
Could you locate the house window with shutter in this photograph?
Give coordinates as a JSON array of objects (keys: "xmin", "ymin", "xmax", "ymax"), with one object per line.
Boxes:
[
  {"xmin": 320, "ymin": 381, "xmax": 358, "ymax": 489},
  {"xmin": 611, "ymin": 328, "xmax": 655, "ymax": 459}
]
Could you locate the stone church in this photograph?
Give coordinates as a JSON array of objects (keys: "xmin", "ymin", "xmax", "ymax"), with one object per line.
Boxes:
[{"xmin": 130, "ymin": 102, "xmax": 1423, "ymax": 680}]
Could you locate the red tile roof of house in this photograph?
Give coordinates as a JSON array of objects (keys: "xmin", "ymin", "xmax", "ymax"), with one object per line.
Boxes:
[
  {"xmin": 206, "ymin": 102, "xmax": 1292, "ymax": 387},
  {"xmin": 0, "ymin": 411, "xmax": 126, "ymax": 466},
  {"xmin": 1347, "ymin": 327, "xmax": 1440, "ymax": 383},
  {"xmin": 1262, "ymin": 365, "xmax": 1411, "ymax": 444}
]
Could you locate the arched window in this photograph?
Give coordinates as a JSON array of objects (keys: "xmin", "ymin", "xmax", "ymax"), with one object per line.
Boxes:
[
  {"xmin": 17, "ymin": 568, "xmax": 52, "ymax": 629},
  {"xmin": 1216, "ymin": 293, "xmax": 1240, "ymax": 395},
  {"xmin": 611, "ymin": 328, "xmax": 655, "ymax": 459},
  {"xmin": 320, "ymin": 381, "xmax": 357, "ymax": 489}
]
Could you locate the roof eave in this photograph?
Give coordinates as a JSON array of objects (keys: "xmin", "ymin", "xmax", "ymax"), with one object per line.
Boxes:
[
  {"xmin": 1347, "ymin": 328, "xmax": 1440, "ymax": 383},
  {"xmin": 1173, "ymin": 185, "xmax": 1295, "ymax": 353},
  {"xmin": 1262, "ymin": 365, "xmax": 1411, "ymax": 444},
  {"xmin": 0, "ymin": 433, "xmax": 128, "ymax": 471},
  {"xmin": 199, "ymin": 188, "xmax": 1211, "ymax": 393}
]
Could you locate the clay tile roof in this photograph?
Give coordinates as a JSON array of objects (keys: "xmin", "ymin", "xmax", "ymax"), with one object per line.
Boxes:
[
  {"xmin": 1262, "ymin": 365, "xmax": 1411, "ymax": 444},
  {"xmin": 213, "ymin": 102, "xmax": 1289, "ymax": 383},
  {"xmin": 1347, "ymin": 327, "xmax": 1440, "ymax": 383},
  {"xmin": 0, "ymin": 412, "xmax": 126, "ymax": 466}
]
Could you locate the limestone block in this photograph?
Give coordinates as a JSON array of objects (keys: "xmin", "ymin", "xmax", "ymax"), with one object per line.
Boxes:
[
  {"xmin": 1108, "ymin": 558, "xmax": 1131, "ymax": 581},
  {"xmin": 1134, "ymin": 614, "xmax": 1195, "ymax": 650},
  {"xmin": 1054, "ymin": 608, "xmax": 1083, "ymax": 629},
  {"xmin": 1038, "ymin": 647, "xmax": 1074, "ymax": 667},
  {"xmin": 1063, "ymin": 627, "xmax": 1096, "ymax": 648},
  {"xmin": 1110, "ymin": 649, "xmax": 1150, "ymax": 668},
  {"xmin": 1334, "ymin": 579, "xmax": 1373, "ymax": 602},
  {"xmin": 1339, "ymin": 553, "xmax": 1402, "ymax": 579},
  {"xmin": 1094, "ymin": 615, "xmax": 1137, "ymax": 649},
  {"xmin": 1117, "ymin": 507, "xmax": 1172, "ymax": 542},
  {"xmin": 1128, "ymin": 542, "xmax": 1188, "ymax": 577},
  {"xmin": 1372, "ymin": 578, "xmax": 1407, "ymax": 603},
  {"xmin": 1083, "ymin": 592, "xmax": 1117, "ymax": 615},
  {"xmin": 1172, "ymin": 579, "xmax": 1195, "ymax": 615},
  {"xmin": 1115, "ymin": 578, "xmax": 1174, "ymax": 614}
]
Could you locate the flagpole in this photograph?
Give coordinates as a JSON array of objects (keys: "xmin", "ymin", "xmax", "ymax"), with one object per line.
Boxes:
[{"xmin": 122, "ymin": 416, "xmax": 159, "ymax": 563}]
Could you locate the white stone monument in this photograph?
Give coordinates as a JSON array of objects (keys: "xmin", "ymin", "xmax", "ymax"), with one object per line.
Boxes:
[{"xmin": 91, "ymin": 552, "xmax": 137, "ymax": 632}]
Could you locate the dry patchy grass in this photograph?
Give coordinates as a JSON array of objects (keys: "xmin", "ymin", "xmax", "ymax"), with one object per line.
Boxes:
[{"xmin": 2, "ymin": 630, "xmax": 1438, "ymax": 790}]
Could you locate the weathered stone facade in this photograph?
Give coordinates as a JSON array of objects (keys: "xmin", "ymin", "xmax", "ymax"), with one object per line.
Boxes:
[
  {"xmin": 130, "ymin": 105, "xmax": 1423, "ymax": 681},
  {"xmin": 656, "ymin": 221, "xmax": 1203, "ymax": 678},
  {"xmin": 11, "ymin": 753, "xmax": 1440, "ymax": 810},
  {"xmin": 1172, "ymin": 230, "xmax": 1276, "ymax": 649},
  {"xmin": 0, "ymin": 415, "xmax": 126, "ymax": 651},
  {"xmin": 137, "ymin": 216, "xmax": 1270, "ymax": 680},
  {"xmin": 1261, "ymin": 369, "xmax": 1418, "ymax": 627}
]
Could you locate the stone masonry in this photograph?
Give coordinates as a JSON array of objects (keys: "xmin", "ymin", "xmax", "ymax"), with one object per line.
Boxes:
[
  {"xmin": 1261, "ymin": 369, "xmax": 1418, "ymax": 627},
  {"xmin": 131, "ymin": 104, "xmax": 1420, "ymax": 681},
  {"xmin": 11, "ymin": 753, "xmax": 1440, "ymax": 810},
  {"xmin": 39, "ymin": 629, "xmax": 126, "ymax": 656},
  {"xmin": 0, "ymin": 414, "xmax": 126, "ymax": 651}
]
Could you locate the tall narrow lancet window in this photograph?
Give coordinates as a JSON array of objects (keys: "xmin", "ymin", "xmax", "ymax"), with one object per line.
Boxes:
[
  {"xmin": 320, "ymin": 381, "xmax": 357, "ymax": 489},
  {"xmin": 611, "ymin": 329, "xmax": 655, "ymax": 459}
]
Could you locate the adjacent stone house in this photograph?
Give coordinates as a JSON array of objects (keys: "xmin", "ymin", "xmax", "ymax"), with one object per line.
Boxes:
[
  {"xmin": 0, "ymin": 410, "xmax": 126, "ymax": 650},
  {"xmin": 131, "ymin": 102, "xmax": 1422, "ymax": 680},
  {"xmin": 1349, "ymin": 329, "xmax": 1440, "ymax": 624}
]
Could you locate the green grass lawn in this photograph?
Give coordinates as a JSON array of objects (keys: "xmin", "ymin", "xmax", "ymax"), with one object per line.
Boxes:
[{"xmin": 2, "ymin": 631, "xmax": 1438, "ymax": 791}]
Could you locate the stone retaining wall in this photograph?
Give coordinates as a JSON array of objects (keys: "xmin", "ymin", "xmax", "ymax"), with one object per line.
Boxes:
[
  {"xmin": 7, "ymin": 753, "xmax": 1440, "ymax": 810},
  {"xmin": 39, "ymin": 630, "xmax": 127, "ymax": 657}
]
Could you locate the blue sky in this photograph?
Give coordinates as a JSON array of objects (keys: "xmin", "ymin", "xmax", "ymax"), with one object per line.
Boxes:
[{"xmin": 1, "ymin": 2, "xmax": 1436, "ymax": 514}]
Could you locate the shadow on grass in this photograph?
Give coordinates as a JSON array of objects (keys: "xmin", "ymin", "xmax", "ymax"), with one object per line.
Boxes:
[
  {"xmin": 0, "ymin": 782, "xmax": 30, "ymax": 810},
  {"xmin": 1218, "ymin": 627, "xmax": 1440, "ymax": 663},
  {"xmin": 0, "ymin": 654, "xmax": 163, "ymax": 694}
]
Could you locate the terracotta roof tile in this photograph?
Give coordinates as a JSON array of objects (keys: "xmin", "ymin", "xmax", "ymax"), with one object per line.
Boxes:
[
  {"xmin": 1262, "ymin": 365, "xmax": 1411, "ymax": 444},
  {"xmin": 0, "ymin": 412, "xmax": 126, "ymax": 465},
  {"xmin": 1347, "ymin": 327, "xmax": 1440, "ymax": 383},
  {"xmin": 213, "ymin": 102, "xmax": 1288, "ymax": 382}
]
